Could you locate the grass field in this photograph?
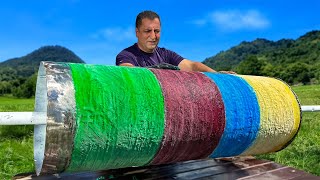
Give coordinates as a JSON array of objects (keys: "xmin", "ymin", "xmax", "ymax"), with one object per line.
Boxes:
[
  {"xmin": 0, "ymin": 96, "xmax": 34, "ymax": 112},
  {"xmin": 0, "ymin": 85, "xmax": 319, "ymax": 179},
  {"xmin": 0, "ymin": 96, "xmax": 34, "ymax": 179}
]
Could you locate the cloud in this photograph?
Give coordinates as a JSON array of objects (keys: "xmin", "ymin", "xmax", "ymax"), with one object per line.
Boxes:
[
  {"xmin": 191, "ymin": 10, "xmax": 270, "ymax": 31},
  {"xmin": 92, "ymin": 27, "xmax": 136, "ymax": 42},
  {"xmin": 189, "ymin": 19, "xmax": 207, "ymax": 26}
]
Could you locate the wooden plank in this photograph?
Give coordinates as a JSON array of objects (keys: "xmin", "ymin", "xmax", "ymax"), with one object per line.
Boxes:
[
  {"xmin": 237, "ymin": 167, "xmax": 319, "ymax": 180},
  {"xmin": 290, "ymin": 174, "xmax": 320, "ymax": 180},
  {"xmin": 109, "ymin": 159, "xmax": 267, "ymax": 179},
  {"xmin": 199, "ymin": 161, "xmax": 283, "ymax": 179},
  {"xmin": 170, "ymin": 159, "xmax": 284, "ymax": 179},
  {"xmin": 13, "ymin": 158, "xmax": 319, "ymax": 180}
]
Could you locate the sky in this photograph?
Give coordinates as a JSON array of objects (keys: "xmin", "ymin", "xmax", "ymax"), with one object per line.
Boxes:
[{"xmin": 0, "ymin": 1, "xmax": 319, "ymax": 65}]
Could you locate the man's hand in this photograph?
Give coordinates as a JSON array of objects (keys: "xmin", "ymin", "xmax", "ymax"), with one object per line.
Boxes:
[
  {"xmin": 146, "ymin": 63, "xmax": 180, "ymax": 70},
  {"xmin": 219, "ymin": 70, "xmax": 237, "ymax": 74},
  {"xmin": 119, "ymin": 63, "xmax": 135, "ymax": 67}
]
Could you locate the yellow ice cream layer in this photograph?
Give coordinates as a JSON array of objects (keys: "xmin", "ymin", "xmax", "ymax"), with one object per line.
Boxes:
[{"xmin": 239, "ymin": 75, "xmax": 301, "ymax": 155}]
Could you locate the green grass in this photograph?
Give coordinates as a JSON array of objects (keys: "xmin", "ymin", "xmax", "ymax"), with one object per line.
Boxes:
[
  {"xmin": 257, "ymin": 84, "xmax": 320, "ymax": 176},
  {"xmin": 0, "ymin": 95, "xmax": 34, "ymax": 112},
  {"xmin": 0, "ymin": 85, "xmax": 319, "ymax": 178},
  {"xmin": 292, "ymin": 85, "xmax": 320, "ymax": 105},
  {"xmin": 0, "ymin": 137, "xmax": 34, "ymax": 178},
  {"xmin": 0, "ymin": 96, "xmax": 35, "ymax": 179}
]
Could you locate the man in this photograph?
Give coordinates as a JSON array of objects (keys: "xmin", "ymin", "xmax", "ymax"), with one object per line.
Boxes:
[{"xmin": 116, "ymin": 10, "xmax": 216, "ymax": 72}]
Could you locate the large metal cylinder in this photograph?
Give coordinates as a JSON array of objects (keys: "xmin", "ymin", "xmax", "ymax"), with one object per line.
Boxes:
[{"xmin": 34, "ymin": 62, "xmax": 301, "ymax": 175}]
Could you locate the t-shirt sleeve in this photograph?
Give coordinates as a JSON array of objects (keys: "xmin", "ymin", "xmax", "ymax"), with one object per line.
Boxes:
[
  {"xmin": 163, "ymin": 49, "xmax": 184, "ymax": 66},
  {"xmin": 116, "ymin": 50, "xmax": 136, "ymax": 66}
]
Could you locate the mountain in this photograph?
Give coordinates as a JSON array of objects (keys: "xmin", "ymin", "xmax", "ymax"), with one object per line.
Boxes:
[
  {"xmin": 203, "ymin": 37, "xmax": 298, "ymax": 70},
  {"xmin": 0, "ymin": 45, "xmax": 85, "ymax": 97},
  {"xmin": 203, "ymin": 30, "xmax": 320, "ymax": 84},
  {"xmin": 0, "ymin": 45, "xmax": 85, "ymax": 78}
]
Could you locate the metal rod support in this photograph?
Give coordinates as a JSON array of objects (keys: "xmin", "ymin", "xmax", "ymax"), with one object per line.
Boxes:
[
  {"xmin": 0, "ymin": 106, "xmax": 319, "ymax": 126},
  {"xmin": 301, "ymin": 105, "xmax": 320, "ymax": 112},
  {"xmin": 0, "ymin": 112, "xmax": 46, "ymax": 125}
]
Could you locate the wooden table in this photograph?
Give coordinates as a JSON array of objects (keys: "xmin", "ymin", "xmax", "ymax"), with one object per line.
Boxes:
[{"xmin": 14, "ymin": 157, "xmax": 319, "ymax": 180}]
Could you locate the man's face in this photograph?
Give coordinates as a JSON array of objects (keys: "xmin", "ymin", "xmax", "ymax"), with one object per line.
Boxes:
[{"xmin": 136, "ymin": 18, "xmax": 161, "ymax": 53}]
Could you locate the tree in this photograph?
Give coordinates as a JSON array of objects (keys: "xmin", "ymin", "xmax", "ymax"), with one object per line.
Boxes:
[
  {"xmin": 235, "ymin": 55, "xmax": 265, "ymax": 75},
  {"xmin": 0, "ymin": 81, "xmax": 11, "ymax": 95},
  {"xmin": 12, "ymin": 73, "xmax": 37, "ymax": 98},
  {"xmin": 280, "ymin": 62, "xmax": 310, "ymax": 85}
]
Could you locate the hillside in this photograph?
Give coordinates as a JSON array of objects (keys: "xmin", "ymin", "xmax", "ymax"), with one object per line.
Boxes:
[
  {"xmin": 203, "ymin": 38, "xmax": 294, "ymax": 70},
  {"xmin": 203, "ymin": 30, "xmax": 320, "ymax": 84},
  {"xmin": 0, "ymin": 45, "xmax": 85, "ymax": 78},
  {"xmin": 0, "ymin": 45, "xmax": 85, "ymax": 97}
]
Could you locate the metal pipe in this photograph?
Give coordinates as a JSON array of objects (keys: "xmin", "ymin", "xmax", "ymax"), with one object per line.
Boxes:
[
  {"xmin": 0, "ymin": 112, "xmax": 46, "ymax": 125},
  {"xmin": 301, "ymin": 105, "xmax": 320, "ymax": 112},
  {"xmin": 0, "ymin": 106, "xmax": 319, "ymax": 126}
]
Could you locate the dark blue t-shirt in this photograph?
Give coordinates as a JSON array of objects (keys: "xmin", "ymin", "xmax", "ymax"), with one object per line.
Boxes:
[{"xmin": 116, "ymin": 43, "xmax": 184, "ymax": 67}]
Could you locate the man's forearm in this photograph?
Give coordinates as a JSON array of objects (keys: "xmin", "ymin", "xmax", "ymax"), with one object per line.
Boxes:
[
  {"xmin": 179, "ymin": 59, "xmax": 216, "ymax": 72},
  {"xmin": 192, "ymin": 62, "xmax": 216, "ymax": 72}
]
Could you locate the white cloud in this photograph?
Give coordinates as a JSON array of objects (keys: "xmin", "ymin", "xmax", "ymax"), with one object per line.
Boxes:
[
  {"xmin": 92, "ymin": 27, "xmax": 136, "ymax": 42},
  {"xmin": 190, "ymin": 10, "xmax": 270, "ymax": 31},
  {"xmin": 189, "ymin": 19, "xmax": 208, "ymax": 26},
  {"xmin": 211, "ymin": 10, "xmax": 270, "ymax": 30}
]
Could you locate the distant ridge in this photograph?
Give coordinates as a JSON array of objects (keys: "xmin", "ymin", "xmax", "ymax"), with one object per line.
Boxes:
[
  {"xmin": 203, "ymin": 30, "xmax": 320, "ymax": 71},
  {"xmin": 0, "ymin": 45, "xmax": 85, "ymax": 77},
  {"xmin": 203, "ymin": 30, "xmax": 320, "ymax": 84}
]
